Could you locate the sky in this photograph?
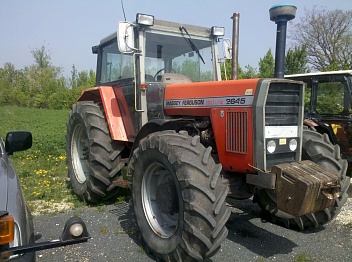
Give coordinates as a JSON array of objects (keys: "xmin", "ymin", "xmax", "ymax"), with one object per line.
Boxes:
[{"xmin": 1, "ymin": 0, "xmax": 351, "ymax": 78}]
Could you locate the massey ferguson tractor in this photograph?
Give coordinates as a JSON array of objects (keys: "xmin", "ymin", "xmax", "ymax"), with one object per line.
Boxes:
[{"xmin": 66, "ymin": 3, "xmax": 350, "ymax": 261}]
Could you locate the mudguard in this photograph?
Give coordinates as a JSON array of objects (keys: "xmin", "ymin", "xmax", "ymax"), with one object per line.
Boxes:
[{"xmin": 77, "ymin": 86, "xmax": 136, "ymax": 142}]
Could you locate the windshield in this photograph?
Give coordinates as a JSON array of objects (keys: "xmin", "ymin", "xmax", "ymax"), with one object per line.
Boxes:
[{"xmin": 144, "ymin": 31, "xmax": 214, "ymax": 82}]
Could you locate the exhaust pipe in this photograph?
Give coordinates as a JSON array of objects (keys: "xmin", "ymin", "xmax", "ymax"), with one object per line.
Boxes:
[
  {"xmin": 231, "ymin": 13, "xmax": 240, "ymax": 80},
  {"xmin": 269, "ymin": 3, "xmax": 297, "ymax": 78}
]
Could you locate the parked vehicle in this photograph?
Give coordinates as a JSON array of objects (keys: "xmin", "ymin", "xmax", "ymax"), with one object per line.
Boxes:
[
  {"xmin": 66, "ymin": 4, "xmax": 349, "ymax": 261},
  {"xmin": 0, "ymin": 131, "xmax": 89, "ymax": 261},
  {"xmin": 0, "ymin": 131, "xmax": 35, "ymax": 261},
  {"xmin": 286, "ymin": 70, "xmax": 352, "ymax": 170}
]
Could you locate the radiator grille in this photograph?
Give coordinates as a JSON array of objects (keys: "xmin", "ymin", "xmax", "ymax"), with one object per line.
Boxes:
[
  {"xmin": 265, "ymin": 83, "xmax": 300, "ymax": 126},
  {"xmin": 226, "ymin": 111, "xmax": 248, "ymax": 154},
  {"xmin": 265, "ymin": 82, "xmax": 301, "ymax": 168}
]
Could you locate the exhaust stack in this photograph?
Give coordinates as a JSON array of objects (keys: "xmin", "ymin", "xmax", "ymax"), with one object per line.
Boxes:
[
  {"xmin": 269, "ymin": 3, "xmax": 297, "ymax": 78},
  {"xmin": 231, "ymin": 13, "xmax": 240, "ymax": 80}
]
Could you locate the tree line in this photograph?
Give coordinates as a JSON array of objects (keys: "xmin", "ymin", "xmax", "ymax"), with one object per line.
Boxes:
[
  {"xmin": 0, "ymin": 46, "xmax": 95, "ymax": 110},
  {"xmin": 0, "ymin": 6, "xmax": 351, "ymax": 110}
]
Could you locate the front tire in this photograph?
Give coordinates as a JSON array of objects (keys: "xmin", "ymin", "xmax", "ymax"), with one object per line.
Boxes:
[
  {"xmin": 254, "ymin": 127, "xmax": 350, "ymax": 229},
  {"xmin": 129, "ymin": 130, "xmax": 230, "ymax": 261},
  {"xmin": 66, "ymin": 101, "xmax": 125, "ymax": 203}
]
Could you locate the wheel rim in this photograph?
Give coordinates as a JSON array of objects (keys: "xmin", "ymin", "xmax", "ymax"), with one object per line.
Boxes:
[
  {"xmin": 71, "ymin": 124, "xmax": 90, "ymax": 184},
  {"xmin": 141, "ymin": 162, "xmax": 179, "ymax": 238}
]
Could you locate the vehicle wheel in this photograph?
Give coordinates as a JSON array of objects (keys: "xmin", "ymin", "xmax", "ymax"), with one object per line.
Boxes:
[
  {"xmin": 129, "ymin": 130, "xmax": 230, "ymax": 261},
  {"xmin": 254, "ymin": 126, "xmax": 350, "ymax": 229},
  {"xmin": 66, "ymin": 101, "xmax": 125, "ymax": 203}
]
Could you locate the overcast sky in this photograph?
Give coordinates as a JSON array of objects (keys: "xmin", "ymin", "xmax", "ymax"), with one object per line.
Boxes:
[{"xmin": 1, "ymin": 0, "xmax": 351, "ymax": 78}]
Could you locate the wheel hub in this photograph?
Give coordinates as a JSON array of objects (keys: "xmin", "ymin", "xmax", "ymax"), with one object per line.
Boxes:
[
  {"xmin": 156, "ymin": 180, "xmax": 179, "ymax": 214},
  {"xmin": 71, "ymin": 124, "xmax": 89, "ymax": 184}
]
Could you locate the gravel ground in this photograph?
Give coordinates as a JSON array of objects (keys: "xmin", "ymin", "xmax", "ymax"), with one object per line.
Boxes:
[{"xmin": 34, "ymin": 185, "xmax": 352, "ymax": 262}]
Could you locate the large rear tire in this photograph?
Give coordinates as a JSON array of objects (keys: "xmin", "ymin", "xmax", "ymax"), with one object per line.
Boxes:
[
  {"xmin": 66, "ymin": 101, "xmax": 125, "ymax": 203},
  {"xmin": 129, "ymin": 130, "xmax": 230, "ymax": 261},
  {"xmin": 254, "ymin": 126, "xmax": 350, "ymax": 229}
]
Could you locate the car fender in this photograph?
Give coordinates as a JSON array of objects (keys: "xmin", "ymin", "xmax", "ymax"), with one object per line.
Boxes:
[{"xmin": 6, "ymin": 162, "xmax": 34, "ymax": 249}]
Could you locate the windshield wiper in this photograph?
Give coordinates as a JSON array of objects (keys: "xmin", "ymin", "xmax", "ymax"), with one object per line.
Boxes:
[{"xmin": 179, "ymin": 26, "xmax": 205, "ymax": 64}]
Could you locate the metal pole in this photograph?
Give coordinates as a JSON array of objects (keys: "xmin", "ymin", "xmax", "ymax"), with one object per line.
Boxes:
[{"xmin": 231, "ymin": 13, "xmax": 240, "ymax": 80}]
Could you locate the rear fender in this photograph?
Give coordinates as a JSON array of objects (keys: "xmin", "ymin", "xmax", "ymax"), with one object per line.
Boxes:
[{"xmin": 77, "ymin": 86, "xmax": 135, "ymax": 142}]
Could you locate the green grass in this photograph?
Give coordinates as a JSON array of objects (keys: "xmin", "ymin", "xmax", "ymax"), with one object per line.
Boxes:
[
  {"xmin": 295, "ymin": 253, "xmax": 314, "ymax": 262},
  {"xmin": 0, "ymin": 105, "xmax": 131, "ymax": 214},
  {"xmin": 100, "ymin": 226, "xmax": 108, "ymax": 234}
]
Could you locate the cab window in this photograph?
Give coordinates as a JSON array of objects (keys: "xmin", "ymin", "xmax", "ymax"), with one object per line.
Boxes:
[{"xmin": 100, "ymin": 41, "xmax": 134, "ymax": 83}]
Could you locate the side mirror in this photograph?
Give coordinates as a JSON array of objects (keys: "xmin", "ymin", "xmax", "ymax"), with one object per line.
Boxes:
[
  {"xmin": 117, "ymin": 22, "xmax": 135, "ymax": 53},
  {"xmin": 5, "ymin": 131, "xmax": 32, "ymax": 155},
  {"xmin": 222, "ymin": 38, "xmax": 232, "ymax": 60}
]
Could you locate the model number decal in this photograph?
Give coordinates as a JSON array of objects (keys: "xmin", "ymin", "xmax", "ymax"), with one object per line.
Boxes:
[
  {"xmin": 164, "ymin": 96, "xmax": 253, "ymax": 108},
  {"xmin": 225, "ymin": 98, "xmax": 246, "ymax": 105}
]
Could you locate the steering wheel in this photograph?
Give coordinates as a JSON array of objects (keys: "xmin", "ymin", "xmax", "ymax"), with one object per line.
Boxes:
[{"xmin": 154, "ymin": 68, "xmax": 176, "ymax": 81}]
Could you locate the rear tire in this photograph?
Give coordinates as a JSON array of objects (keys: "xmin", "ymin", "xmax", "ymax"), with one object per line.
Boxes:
[
  {"xmin": 66, "ymin": 101, "xmax": 125, "ymax": 203},
  {"xmin": 129, "ymin": 130, "xmax": 230, "ymax": 261},
  {"xmin": 254, "ymin": 126, "xmax": 350, "ymax": 229}
]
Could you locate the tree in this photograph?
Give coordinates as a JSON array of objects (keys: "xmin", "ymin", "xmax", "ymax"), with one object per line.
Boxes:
[
  {"xmin": 290, "ymin": 7, "xmax": 352, "ymax": 71},
  {"xmin": 220, "ymin": 60, "xmax": 258, "ymax": 80},
  {"xmin": 221, "ymin": 59, "xmax": 232, "ymax": 80},
  {"xmin": 0, "ymin": 45, "xmax": 96, "ymax": 110},
  {"xmin": 258, "ymin": 49, "xmax": 274, "ymax": 78},
  {"xmin": 31, "ymin": 45, "xmax": 52, "ymax": 69},
  {"xmin": 285, "ymin": 45, "xmax": 309, "ymax": 75},
  {"xmin": 241, "ymin": 65, "xmax": 258, "ymax": 79},
  {"xmin": 70, "ymin": 64, "xmax": 78, "ymax": 89}
]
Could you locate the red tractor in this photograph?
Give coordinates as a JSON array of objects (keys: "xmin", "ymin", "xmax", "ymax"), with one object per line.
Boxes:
[{"xmin": 66, "ymin": 4, "xmax": 350, "ymax": 261}]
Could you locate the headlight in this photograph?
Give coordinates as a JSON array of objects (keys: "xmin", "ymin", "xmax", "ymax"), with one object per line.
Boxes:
[
  {"xmin": 289, "ymin": 139, "xmax": 298, "ymax": 151},
  {"xmin": 267, "ymin": 140, "xmax": 276, "ymax": 153}
]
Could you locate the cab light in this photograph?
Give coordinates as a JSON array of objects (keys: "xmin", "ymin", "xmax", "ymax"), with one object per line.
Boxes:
[
  {"xmin": 0, "ymin": 215, "xmax": 14, "ymax": 245},
  {"xmin": 136, "ymin": 13, "xmax": 154, "ymax": 26},
  {"xmin": 211, "ymin": 26, "xmax": 225, "ymax": 37}
]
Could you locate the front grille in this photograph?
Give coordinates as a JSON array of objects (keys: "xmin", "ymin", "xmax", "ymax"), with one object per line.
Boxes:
[
  {"xmin": 265, "ymin": 82, "xmax": 301, "ymax": 169},
  {"xmin": 226, "ymin": 111, "xmax": 248, "ymax": 154},
  {"xmin": 265, "ymin": 83, "xmax": 300, "ymax": 126}
]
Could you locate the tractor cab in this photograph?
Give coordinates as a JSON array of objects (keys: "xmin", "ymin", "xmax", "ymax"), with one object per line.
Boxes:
[
  {"xmin": 94, "ymin": 14, "xmax": 223, "ymax": 86},
  {"xmin": 91, "ymin": 13, "xmax": 224, "ymax": 132},
  {"xmin": 286, "ymin": 70, "xmax": 352, "ymax": 162}
]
